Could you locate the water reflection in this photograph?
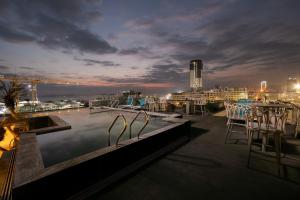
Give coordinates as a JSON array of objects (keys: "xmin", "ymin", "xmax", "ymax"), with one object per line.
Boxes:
[{"xmin": 37, "ymin": 109, "xmax": 171, "ymax": 167}]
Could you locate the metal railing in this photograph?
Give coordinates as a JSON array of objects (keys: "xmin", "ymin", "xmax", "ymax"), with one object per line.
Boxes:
[
  {"xmin": 110, "ymin": 100, "xmax": 119, "ymax": 108},
  {"xmin": 129, "ymin": 111, "xmax": 150, "ymax": 139},
  {"xmin": 108, "ymin": 114, "xmax": 127, "ymax": 146},
  {"xmin": 0, "ymin": 150, "xmax": 16, "ymax": 200}
]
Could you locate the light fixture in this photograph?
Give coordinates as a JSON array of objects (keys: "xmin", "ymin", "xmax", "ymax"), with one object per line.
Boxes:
[{"xmin": 165, "ymin": 93, "xmax": 172, "ymax": 100}]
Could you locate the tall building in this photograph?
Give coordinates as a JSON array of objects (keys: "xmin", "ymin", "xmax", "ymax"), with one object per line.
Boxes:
[{"xmin": 190, "ymin": 59, "xmax": 203, "ymax": 91}]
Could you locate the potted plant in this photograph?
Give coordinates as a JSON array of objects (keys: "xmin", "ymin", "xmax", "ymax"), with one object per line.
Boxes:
[{"xmin": 0, "ymin": 80, "xmax": 27, "ymax": 152}]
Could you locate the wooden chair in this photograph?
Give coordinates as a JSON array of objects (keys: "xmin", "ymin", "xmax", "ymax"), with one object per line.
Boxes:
[
  {"xmin": 290, "ymin": 103, "xmax": 300, "ymax": 138},
  {"xmin": 247, "ymin": 107, "xmax": 288, "ymax": 175},
  {"xmin": 224, "ymin": 102, "xmax": 250, "ymax": 144}
]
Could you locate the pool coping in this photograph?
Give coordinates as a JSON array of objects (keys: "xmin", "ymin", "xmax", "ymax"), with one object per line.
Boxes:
[{"xmin": 24, "ymin": 115, "xmax": 71, "ymax": 135}]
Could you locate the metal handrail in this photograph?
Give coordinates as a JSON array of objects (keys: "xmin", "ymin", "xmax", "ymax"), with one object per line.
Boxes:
[
  {"xmin": 129, "ymin": 111, "xmax": 150, "ymax": 139},
  {"xmin": 108, "ymin": 114, "xmax": 127, "ymax": 146},
  {"xmin": 111, "ymin": 100, "xmax": 119, "ymax": 108}
]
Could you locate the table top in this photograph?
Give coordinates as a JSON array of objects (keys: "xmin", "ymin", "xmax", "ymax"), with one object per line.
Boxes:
[{"xmin": 253, "ymin": 103, "xmax": 292, "ymax": 108}]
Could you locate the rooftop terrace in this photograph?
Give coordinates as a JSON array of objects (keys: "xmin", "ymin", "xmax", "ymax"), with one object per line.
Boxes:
[{"xmin": 87, "ymin": 114, "xmax": 300, "ymax": 200}]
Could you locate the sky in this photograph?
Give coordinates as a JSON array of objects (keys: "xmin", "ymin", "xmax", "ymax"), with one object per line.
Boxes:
[{"xmin": 0, "ymin": 0, "xmax": 300, "ymax": 97}]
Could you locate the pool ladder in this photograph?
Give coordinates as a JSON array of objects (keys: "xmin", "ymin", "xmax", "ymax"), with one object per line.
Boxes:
[
  {"xmin": 129, "ymin": 110, "xmax": 150, "ymax": 139},
  {"xmin": 108, "ymin": 111, "xmax": 150, "ymax": 146},
  {"xmin": 108, "ymin": 114, "xmax": 127, "ymax": 146}
]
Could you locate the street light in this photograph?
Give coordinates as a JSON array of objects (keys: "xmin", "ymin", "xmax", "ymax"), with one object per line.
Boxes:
[{"xmin": 294, "ymin": 83, "xmax": 300, "ymax": 90}]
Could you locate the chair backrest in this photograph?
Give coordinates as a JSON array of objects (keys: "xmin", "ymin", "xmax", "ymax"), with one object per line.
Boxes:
[
  {"xmin": 296, "ymin": 105, "xmax": 300, "ymax": 137},
  {"xmin": 267, "ymin": 108, "xmax": 288, "ymax": 133},
  {"xmin": 246, "ymin": 107, "xmax": 263, "ymax": 130},
  {"xmin": 226, "ymin": 103, "xmax": 250, "ymax": 121},
  {"xmin": 247, "ymin": 106, "xmax": 288, "ymax": 133},
  {"xmin": 224, "ymin": 102, "xmax": 231, "ymax": 118},
  {"xmin": 127, "ymin": 96, "xmax": 134, "ymax": 105}
]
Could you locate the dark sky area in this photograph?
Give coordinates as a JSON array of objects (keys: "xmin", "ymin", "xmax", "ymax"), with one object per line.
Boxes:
[{"xmin": 0, "ymin": 0, "xmax": 300, "ymax": 96}]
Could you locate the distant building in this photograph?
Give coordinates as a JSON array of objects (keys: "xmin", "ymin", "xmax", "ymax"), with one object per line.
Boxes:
[
  {"xmin": 218, "ymin": 87, "xmax": 248, "ymax": 102},
  {"xmin": 171, "ymin": 88, "xmax": 248, "ymax": 104},
  {"xmin": 122, "ymin": 90, "xmax": 141, "ymax": 97},
  {"xmin": 190, "ymin": 59, "xmax": 203, "ymax": 91},
  {"xmin": 171, "ymin": 91, "xmax": 206, "ymax": 104}
]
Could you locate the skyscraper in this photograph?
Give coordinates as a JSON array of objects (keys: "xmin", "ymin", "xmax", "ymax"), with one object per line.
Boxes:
[{"xmin": 190, "ymin": 59, "xmax": 203, "ymax": 91}]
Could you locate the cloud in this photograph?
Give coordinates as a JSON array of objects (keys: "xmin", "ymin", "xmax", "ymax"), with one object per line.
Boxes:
[
  {"xmin": 18, "ymin": 66, "xmax": 34, "ymax": 70},
  {"xmin": 74, "ymin": 57, "xmax": 120, "ymax": 67},
  {"xmin": 118, "ymin": 47, "xmax": 150, "ymax": 55},
  {"xmin": 93, "ymin": 63, "xmax": 187, "ymax": 90},
  {"xmin": 125, "ymin": 18, "xmax": 156, "ymax": 30},
  {"xmin": 0, "ymin": 65, "xmax": 10, "ymax": 71},
  {"xmin": 143, "ymin": 64, "xmax": 188, "ymax": 85},
  {"xmin": 0, "ymin": 22, "xmax": 35, "ymax": 43},
  {"xmin": 124, "ymin": 0, "xmax": 300, "ymax": 87},
  {"xmin": 2, "ymin": 0, "xmax": 300, "ymax": 92},
  {"xmin": 0, "ymin": 0, "xmax": 117, "ymax": 54},
  {"xmin": 83, "ymin": 59, "xmax": 120, "ymax": 67}
]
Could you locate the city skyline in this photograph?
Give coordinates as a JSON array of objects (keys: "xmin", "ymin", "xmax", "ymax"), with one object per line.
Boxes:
[{"xmin": 1, "ymin": 0, "xmax": 300, "ymax": 95}]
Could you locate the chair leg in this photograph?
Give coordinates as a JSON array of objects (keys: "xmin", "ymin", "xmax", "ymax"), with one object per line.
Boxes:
[
  {"xmin": 274, "ymin": 133, "xmax": 281, "ymax": 176},
  {"xmin": 247, "ymin": 130, "xmax": 254, "ymax": 167},
  {"xmin": 225, "ymin": 124, "xmax": 231, "ymax": 144},
  {"xmin": 228, "ymin": 124, "xmax": 234, "ymax": 138},
  {"xmin": 283, "ymin": 165, "xmax": 287, "ymax": 178}
]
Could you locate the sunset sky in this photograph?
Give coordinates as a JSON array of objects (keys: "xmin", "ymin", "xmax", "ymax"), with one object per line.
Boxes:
[{"xmin": 0, "ymin": 0, "xmax": 300, "ymax": 96}]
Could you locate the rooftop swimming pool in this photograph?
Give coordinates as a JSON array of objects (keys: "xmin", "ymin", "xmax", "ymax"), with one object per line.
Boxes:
[
  {"xmin": 14, "ymin": 108, "xmax": 190, "ymax": 199},
  {"xmin": 36, "ymin": 109, "xmax": 172, "ymax": 167}
]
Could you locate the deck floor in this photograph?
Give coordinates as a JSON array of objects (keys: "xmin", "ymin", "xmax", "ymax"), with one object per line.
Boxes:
[{"xmin": 88, "ymin": 114, "xmax": 300, "ymax": 200}]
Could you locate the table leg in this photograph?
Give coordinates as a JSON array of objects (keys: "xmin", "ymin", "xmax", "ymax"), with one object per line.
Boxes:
[{"xmin": 262, "ymin": 134, "xmax": 267, "ymax": 152}]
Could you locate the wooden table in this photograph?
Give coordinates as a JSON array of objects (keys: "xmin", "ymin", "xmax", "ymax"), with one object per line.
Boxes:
[{"xmin": 253, "ymin": 103, "xmax": 292, "ymax": 109}]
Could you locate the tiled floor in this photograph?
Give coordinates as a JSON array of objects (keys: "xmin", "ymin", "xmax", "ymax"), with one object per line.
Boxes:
[{"xmin": 88, "ymin": 114, "xmax": 300, "ymax": 200}]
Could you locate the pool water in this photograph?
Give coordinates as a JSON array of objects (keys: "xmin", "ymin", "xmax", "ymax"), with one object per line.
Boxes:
[{"xmin": 37, "ymin": 109, "xmax": 172, "ymax": 167}]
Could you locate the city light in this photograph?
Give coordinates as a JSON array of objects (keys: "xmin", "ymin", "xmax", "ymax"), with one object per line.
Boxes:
[
  {"xmin": 260, "ymin": 81, "xmax": 267, "ymax": 92},
  {"xmin": 294, "ymin": 83, "xmax": 300, "ymax": 90},
  {"xmin": 165, "ymin": 93, "xmax": 172, "ymax": 100}
]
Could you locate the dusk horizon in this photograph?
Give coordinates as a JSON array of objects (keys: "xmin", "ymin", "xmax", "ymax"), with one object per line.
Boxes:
[
  {"xmin": 1, "ymin": 0, "xmax": 300, "ymax": 96},
  {"xmin": 1, "ymin": 1, "xmax": 300, "ymax": 199}
]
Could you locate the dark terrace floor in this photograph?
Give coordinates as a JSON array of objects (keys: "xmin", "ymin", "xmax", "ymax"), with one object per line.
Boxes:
[{"xmin": 88, "ymin": 114, "xmax": 300, "ymax": 200}]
